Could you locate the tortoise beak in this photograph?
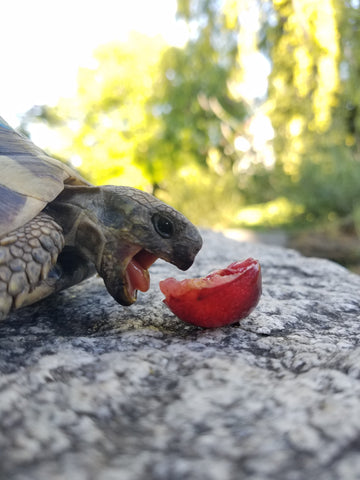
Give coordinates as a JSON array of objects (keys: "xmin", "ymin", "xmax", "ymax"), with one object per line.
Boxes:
[{"xmin": 99, "ymin": 244, "xmax": 159, "ymax": 306}]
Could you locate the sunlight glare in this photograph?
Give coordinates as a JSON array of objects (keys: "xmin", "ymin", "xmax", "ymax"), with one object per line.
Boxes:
[
  {"xmin": 234, "ymin": 136, "xmax": 251, "ymax": 152},
  {"xmin": 70, "ymin": 155, "xmax": 83, "ymax": 168},
  {"xmin": 27, "ymin": 123, "xmax": 67, "ymax": 151}
]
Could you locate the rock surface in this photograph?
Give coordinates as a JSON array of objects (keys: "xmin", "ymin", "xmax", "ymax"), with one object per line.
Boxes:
[{"xmin": 1, "ymin": 230, "xmax": 360, "ymax": 480}]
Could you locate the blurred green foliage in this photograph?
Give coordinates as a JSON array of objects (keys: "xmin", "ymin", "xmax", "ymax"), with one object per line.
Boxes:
[
  {"xmin": 263, "ymin": 0, "xmax": 360, "ymax": 226},
  {"xmin": 22, "ymin": 0, "xmax": 360, "ymax": 230}
]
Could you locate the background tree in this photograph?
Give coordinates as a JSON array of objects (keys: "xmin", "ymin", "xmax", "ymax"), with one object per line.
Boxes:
[
  {"xmin": 23, "ymin": 33, "xmax": 166, "ymax": 189},
  {"xmin": 262, "ymin": 0, "xmax": 360, "ymax": 223},
  {"xmin": 141, "ymin": 0, "xmax": 249, "ymax": 225},
  {"xmin": 24, "ymin": 1, "xmax": 250, "ymax": 227},
  {"xmin": 21, "ymin": 0, "xmax": 360, "ymax": 231}
]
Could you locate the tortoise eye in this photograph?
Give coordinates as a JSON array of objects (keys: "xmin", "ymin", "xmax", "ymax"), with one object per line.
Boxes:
[{"xmin": 152, "ymin": 213, "xmax": 174, "ymax": 239}]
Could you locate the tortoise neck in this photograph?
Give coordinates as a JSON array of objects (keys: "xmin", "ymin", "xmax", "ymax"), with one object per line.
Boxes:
[{"xmin": 47, "ymin": 186, "xmax": 107, "ymax": 271}]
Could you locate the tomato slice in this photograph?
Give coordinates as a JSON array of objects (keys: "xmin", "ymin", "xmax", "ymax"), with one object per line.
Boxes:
[{"xmin": 159, "ymin": 258, "xmax": 262, "ymax": 328}]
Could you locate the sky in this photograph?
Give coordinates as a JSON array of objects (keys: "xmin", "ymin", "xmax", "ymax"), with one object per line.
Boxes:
[{"xmin": 1, "ymin": 0, "xmax": 186, "ymax": 126}]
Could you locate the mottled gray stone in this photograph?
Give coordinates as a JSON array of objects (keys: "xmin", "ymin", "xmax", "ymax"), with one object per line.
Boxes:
[{"xmin": 0, "ymin": 230, "xmax": 360, "ymax": 480}]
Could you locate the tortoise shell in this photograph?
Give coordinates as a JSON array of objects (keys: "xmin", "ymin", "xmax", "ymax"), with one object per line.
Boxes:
[{"xmin": 0, "ymin": 116, "xmax": 89, "ymax": 238}]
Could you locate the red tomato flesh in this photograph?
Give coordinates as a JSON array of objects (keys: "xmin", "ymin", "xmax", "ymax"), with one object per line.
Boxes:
[{"xmin": 159, "ymin": 258, "xmax": 262, "ymax": 328}]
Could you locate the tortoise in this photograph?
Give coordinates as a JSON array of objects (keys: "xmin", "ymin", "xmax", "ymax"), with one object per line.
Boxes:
[{"xmin": 0, "ymin": 116, "xmax": 202, "ymax": 320}]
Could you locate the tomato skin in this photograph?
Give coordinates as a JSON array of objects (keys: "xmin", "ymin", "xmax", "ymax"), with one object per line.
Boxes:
[{"xmin": 159, "ymin": 258, "xmax": 262, "ymax": 328}]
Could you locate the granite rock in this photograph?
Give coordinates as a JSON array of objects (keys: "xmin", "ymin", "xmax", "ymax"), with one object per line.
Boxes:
[{"xmin": 1, "ymin": 229, "xmax": 360, "ymax": 480}]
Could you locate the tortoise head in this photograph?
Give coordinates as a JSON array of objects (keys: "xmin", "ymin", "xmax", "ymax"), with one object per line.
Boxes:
[{"xmin": 60, "ymin": 185, "xmax": 203, "ymax": 306}]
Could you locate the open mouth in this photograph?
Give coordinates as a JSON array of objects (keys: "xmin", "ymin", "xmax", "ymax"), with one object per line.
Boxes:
[{"xmin": 125, "ymin": 249, "xmax": 159, "ymax": 301}]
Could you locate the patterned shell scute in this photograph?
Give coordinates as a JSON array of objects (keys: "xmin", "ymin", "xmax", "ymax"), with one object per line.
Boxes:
[{"xmin": 0, "ymin": 117, "xmax": 89, "ymax": 238}]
